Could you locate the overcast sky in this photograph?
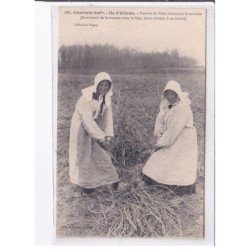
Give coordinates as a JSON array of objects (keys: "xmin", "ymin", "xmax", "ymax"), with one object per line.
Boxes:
[{"xmin": 59, "ymin": 7, "xmax": 206, "ymax": 66}]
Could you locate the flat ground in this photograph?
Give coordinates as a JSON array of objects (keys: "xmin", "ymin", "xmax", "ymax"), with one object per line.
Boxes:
[{"xmin": 56, "ymin": 70, "xmax": 205, "ymax": 238}]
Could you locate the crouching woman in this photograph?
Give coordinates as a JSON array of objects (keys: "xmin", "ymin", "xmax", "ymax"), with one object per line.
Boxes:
[
  {"xmin": 142, "ymin": 80, "xmax": 198, "ymax": 196},
  {"xmin": 69, "ymin": 72, "xmax": 119, "ymax": 196}
]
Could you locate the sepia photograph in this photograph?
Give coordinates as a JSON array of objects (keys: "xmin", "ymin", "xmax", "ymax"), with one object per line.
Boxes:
[{"xmin": 55, "ymin": 5, "xmax": 207, "ymax": 239}]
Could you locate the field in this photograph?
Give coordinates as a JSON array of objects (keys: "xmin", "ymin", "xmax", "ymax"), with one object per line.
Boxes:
[{"xmin": 56, "ymin": 70, "xmax": 205, "ymax": 238}]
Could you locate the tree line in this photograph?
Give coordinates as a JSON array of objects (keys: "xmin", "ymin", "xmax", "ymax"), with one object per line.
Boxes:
[{"xmin": 58, "ymin": 44, "xmax": 198, "ymax": 73}]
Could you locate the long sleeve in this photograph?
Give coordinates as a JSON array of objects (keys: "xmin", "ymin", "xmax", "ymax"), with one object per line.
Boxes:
[
  {"xmin": 156, "ymin": 105, "xmax": 191, "ymax": 148},
  {"xmin": 154, "ymin": 112, "xmax": 164, "ymax": 137},
  {"xmin": 76, "ymin": 97, "xmax": 106, "ymax": 141},
  {"xmin": 103, "ymin": 105, "xmax": 114, "ymax": 137}
]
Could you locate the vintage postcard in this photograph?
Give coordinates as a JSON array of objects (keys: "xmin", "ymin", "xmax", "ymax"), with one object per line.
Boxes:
[{"xmin": 54, "ymin": 3, "xmax": 213, "ymax": 242}]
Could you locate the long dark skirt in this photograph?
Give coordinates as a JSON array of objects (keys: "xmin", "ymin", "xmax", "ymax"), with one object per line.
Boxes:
[{"xmin": 142, "ymin": 174, "xmax": 196, "ymax": 196}]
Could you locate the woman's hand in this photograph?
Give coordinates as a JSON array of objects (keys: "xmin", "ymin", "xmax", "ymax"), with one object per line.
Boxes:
[
  {"xmin": 99, "ymin": 139, "xmax": 110, "ymax": 150},
  {"xmin": 154, "ymin": 145, "xmax": 162, "ymax": 152},
  {"xmin": 105, "ymin": 136, "xmax": 112, "ymax": 141}
]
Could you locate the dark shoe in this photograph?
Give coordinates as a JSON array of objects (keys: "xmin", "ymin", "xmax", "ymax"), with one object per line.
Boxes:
[
  {"xmin": 112, "ymin": 182, "xmax": 119, "ymax": 191},
  {"xmin": 81, "ymin": 188, "xmax": 95, "ymax": 197},
  {"xmin": 111, "ymin": 182, "xmax": 129, "ymax": 192}
]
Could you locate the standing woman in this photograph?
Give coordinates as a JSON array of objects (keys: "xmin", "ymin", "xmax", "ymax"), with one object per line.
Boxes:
[
  {"xmin": 142, "ymin": 81, "xmax": 198, "ymax": 195},
  {"xmin": 69, "ymin": 72, "xmax": 119, "ymax": 196}
]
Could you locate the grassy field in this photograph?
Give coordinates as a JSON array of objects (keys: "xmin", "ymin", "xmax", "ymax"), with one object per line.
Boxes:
[{"xmin": 56, "ymin": 70, "xmax": 205, "ymax": 238}]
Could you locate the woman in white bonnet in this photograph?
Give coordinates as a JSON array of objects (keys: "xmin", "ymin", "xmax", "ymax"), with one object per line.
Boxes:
[
  {"xmin": 69, "ymin": 72, "xmax": 119, "ymax": 196},
  {"xmin": 142, "ymin": 80, "xmax": 198, "ymax": 195}
]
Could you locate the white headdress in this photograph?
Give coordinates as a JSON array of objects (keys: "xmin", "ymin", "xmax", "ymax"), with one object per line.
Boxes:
[
  {"xmin": 160, "ymin": 80, "xmax": 191, "ymax": 113},
  {"xmin": 81, "ymin": 72, "xmax": 113, "ymax": 107}
]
